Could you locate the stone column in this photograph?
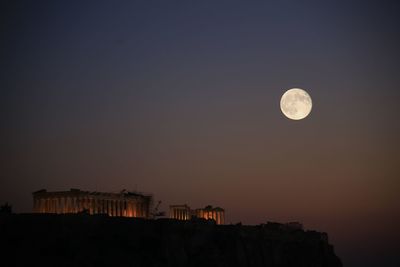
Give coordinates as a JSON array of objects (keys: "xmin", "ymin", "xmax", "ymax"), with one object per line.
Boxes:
[
  {"xmin": 70, "ymin": 197, "xmax": 74, "ymax": 213},
  {"xmin": 56, "ymin": 198, "xmax": 59, "ymax": 214},
  {"xmin": 65, "ymin": 197, "xmax": 69, "ymax": 213},
  {"xmin": 74, "ymin": 197, "xmax": 77, "ymax": 213},
  {"xmin": 69, "ymin": 197, "xmax": 72, "ymax": 213},
  {"xmin": 125, "ymin": 201, "xmax": 128, "ymax": 217},
  {"xmin": 52, "ymin": 198, "xmax": 56, "ymax": 213},
  {"xmin": 83, "ymin": 197, "xmax": 86, "ymax": 211},
  {"xmin": 89, "ymin": 198, "xmax": 93, "ymax": 215},
  {"xmin": 93, "ymin": 198, "xmax": 97, "ymax": 214},
  {"xmin": 64, "ymin": 197, "xmax": 68, "ymax": 213},
  {"xmin": 74, "ymin": 197, "xmax": 78, "ymax": 213},
  {"xmin": 106, "ymin": 199, "xmax": 111, "ymax": 216},
  {"xmin": 129, "ymin": 201, "xmax": 133, "ymax": 217},
  {"xmin": 73, "ymin": 197, "xmax": 76, "ymax": 213},
  {"xmin": 69, "ymin": 197, "xmax": 73, "ymax": 213},
  {"xmin": 80, "ymin": 197, "xmax": 83, "ymax": 212},
  {"xmin": 66, "ymin": 197, "xmax": 71, "ymax": 213},
  {"xmin": 116, "ymin": 200, "xmax": 120, "ymax": 217}
]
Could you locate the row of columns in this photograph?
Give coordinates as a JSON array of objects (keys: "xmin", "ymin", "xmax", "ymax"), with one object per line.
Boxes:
[
  {"xmin": 33, "ymin": 196, "xmax": 148, "ymax": 218},
  {"xmin": 197, "ymin": 210, "xmax": 225, "ymax": 225},
  {"xmin": 170, "ymin": 207, "xmax": 190, "ymax": 220}
]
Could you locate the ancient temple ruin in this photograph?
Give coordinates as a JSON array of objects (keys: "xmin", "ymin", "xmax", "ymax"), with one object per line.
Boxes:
[
  {"xmin": 33, "ymin": 189, "xmax": 152, "ymax": 218},
  {"xmin": 169, "ymin": 204, "xmax": 225, "ymax": 225}
]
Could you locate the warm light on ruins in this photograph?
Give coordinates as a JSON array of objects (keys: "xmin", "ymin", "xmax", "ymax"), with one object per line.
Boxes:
[
  {"xmin": 33, "ymin": 189, "xmax": 152, "ymax": 218},
  {"xmin": 169, "ymin": 204, "xmax": 225, "ymax": 225}
]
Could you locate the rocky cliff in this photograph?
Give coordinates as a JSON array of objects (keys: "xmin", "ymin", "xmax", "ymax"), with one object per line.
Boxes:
[{"xmin": 0, "ymin": 214, "xmax": 342, "ymax": 267}]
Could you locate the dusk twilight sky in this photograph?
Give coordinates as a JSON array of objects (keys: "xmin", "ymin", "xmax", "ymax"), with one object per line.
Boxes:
[{"xmin": 1, "ymin": 1, "xmax": 400, "ymax": 266}]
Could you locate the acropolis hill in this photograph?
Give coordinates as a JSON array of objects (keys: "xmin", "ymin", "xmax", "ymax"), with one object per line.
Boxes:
[{"xmin": 0, "ymin": 213, "xmax": 342, "ymax": 267}]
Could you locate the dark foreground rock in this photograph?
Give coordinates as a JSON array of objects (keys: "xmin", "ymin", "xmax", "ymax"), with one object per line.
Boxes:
[{"xmin": 0, "ymin": 214, "xmax": 342, "ymax": 267}]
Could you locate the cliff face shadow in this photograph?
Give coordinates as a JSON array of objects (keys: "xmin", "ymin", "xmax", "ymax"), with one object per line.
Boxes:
[{"xmin": 0, "ymin": 214, "xmax": 342, "ymax": 267}]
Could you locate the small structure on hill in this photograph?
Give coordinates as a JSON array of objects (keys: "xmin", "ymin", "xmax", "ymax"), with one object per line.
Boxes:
[{"xmin": 169, "ymin": 204, "xmax": 225, "ymax": 225}]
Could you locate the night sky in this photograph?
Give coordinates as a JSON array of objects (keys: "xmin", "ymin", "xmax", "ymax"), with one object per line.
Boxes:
[{"xmin": 1, "ymin": 1, "xmax": 399, "ymax": 266}]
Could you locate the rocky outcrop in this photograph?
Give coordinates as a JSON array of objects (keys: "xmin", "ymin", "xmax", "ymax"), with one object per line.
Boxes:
[{"xmin": 0, "ymin": 214, "xmax": 342, "ymax": 267}]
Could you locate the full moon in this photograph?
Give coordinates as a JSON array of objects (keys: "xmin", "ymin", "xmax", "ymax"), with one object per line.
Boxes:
[{"xmin": 280, "ymin": 88, "xmax": 312, "ymax": 120}]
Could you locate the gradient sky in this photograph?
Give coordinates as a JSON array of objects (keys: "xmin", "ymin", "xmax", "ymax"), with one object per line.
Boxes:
[{"xmin": 1, "ymin": 1, "xmax": 399, "ymax": 266}]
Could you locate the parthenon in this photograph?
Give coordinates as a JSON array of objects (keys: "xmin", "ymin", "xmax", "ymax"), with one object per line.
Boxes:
[{"xmin": 33, "ymin": 189, "xmax": 152, "ymax": 218}]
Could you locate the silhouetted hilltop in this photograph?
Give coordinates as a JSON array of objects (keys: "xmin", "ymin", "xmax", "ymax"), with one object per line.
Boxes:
[{"xmin": 0, "ymin": 214, "xmax": 342, "ymax": 267}]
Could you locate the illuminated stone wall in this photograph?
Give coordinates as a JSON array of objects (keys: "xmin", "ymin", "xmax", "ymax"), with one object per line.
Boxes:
[
  {"xmin": 169, "ymin": 204, "xmax": 191, "ymax": 220},
  {"xmin": 169, "ymin": 204, "xmax": 225, "ymax": 225},
  {"xmin": 32, "ymin": 189, "xmax": 152, "ymax": 218},
  {"xmin": 196, "ymin": 206, "xmax": 225, "ymax": 225}
]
